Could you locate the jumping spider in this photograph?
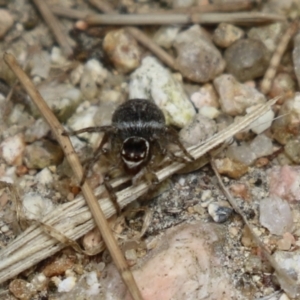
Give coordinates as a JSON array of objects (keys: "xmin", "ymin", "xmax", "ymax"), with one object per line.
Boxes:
[{"xmin": 63, "ymin": 99, "xmax": 194, "ymax": 212}]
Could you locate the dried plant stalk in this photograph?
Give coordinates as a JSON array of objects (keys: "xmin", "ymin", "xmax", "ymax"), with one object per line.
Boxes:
[
  {"xmin": 261, "ymin": 21, "xmax": 299, "ymax": 94},
  {"xmin": 0, "ymin": 96, "xmax": 278, "ymax": 284},
  {"xmin": 31, "ymin": 0, "xmax": 73, "ymax": 57},
  {"xmin": 85, "ymin": 12, "xmax": 285, "ymax": 26},
  {"xmin": 3, "ymin": 53, "xmax": 143, "ymax": 300}
]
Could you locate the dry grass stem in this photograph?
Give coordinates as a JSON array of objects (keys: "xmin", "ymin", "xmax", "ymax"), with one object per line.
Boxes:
[
  {"xmin": 211, "ymin": 160, "xmax": 299, "ymax": 298},
  {"xmin": 50, "ymin": 5, "xmax": 90, "ymax": 20},
  {"xmin": 31, "ymin": 0, "xmax": 73, "ymax": 57},
  {"xmin": 261, "ymin": 21, "xmax": 299, "ymax": 94},
  {"xmin": 3, "ymin": 53, "xmax": 143, "ymax": 300},
  {"xmin": 0, "ymin": 96, "xmax": 278, "ymax": 285},
  {"xmin": 85, "ymin": 12, "xmax": 285, "ymax": 26}
]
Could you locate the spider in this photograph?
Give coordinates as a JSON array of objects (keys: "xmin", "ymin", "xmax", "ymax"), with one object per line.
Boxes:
[{"xmin": 63, "ymin": 99, "xmax": 194, "ymax": 213}]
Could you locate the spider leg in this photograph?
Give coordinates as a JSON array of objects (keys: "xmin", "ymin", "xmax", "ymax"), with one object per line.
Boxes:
[
  {"xmin": 62, "ymin": 125, "xmax": 117, "ymax": 136},
  {"xmin": 80, "ymin": 133, "xmax": 110, "ymax": 185},
  {"xmin": 165, "ymin": 126, "xmax": 194, "ymax": 161}
]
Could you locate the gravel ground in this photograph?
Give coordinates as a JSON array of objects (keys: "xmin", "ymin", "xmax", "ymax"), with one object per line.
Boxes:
[{"xmin": 0, "ymin": 0, "xmax": 300, "ymax": 299}]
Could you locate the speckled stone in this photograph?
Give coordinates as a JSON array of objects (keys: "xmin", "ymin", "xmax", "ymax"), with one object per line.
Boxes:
[
  {"xmin": 129, "ymin": 56, "xmax": 196, "ymax": 128},
  {"xmin": 23, "ymin": 140, "xmax": 64, "ymax": 169},
  {"xmin": 103, "ymin": 29, "xmax": 142, "ymax": 73},
  {"xmin": 173, "ymin": 25, "xmax": 225, "ymax": 83},
  {"xmin": 214, "ymin": 74, "xmax": 266, "ymax": 116},
  {"xmin": 213, "ymin": 23, "xmax": 244, "ymax": 48},
  {"xmin": 224, "ymin": 39, "xmax": 270, "ymax": 82}
]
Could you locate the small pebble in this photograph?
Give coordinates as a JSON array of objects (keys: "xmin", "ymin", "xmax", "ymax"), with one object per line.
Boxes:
[
  {"xmin": 190, "ymin": 83, "xmax": 219, "ymax": 110},
  {"xmin": 259, "ymin": 195, "xmax": 293, "ymax": 235},
  {"xmin": 153, "ymin": 25, "xmax": 181, "ymax": 49},
  {"xmin": 272, "ymin": 93, "xmax": 300, "ymax": 145},
  {"xmin": 103, "ymin": 29, "xmax": 142, "ymax": 73},
  {"xmin": 208, "ymin": 202, "xmax": 233, "ymax": 223},
  {"xmin": 277, "ymin": 232, "xmax": 295, "ymax": 250},
  {"xmin": 83, "ymin": 227, "xmax": 102, "ymax": 251},
  {"xmin": 213, "ymin": 23, "xmax": 244, "ymax": 48},
  {"xmin": 227, "ymin": 143, "xmax": 257, "ymax": 166},
  {"xmin": 248, "ymin": 22, "xmax": 288, "ymax": 54},
  {"xmin": 250, "ymin": 135, "xmax": 273, "ymax": 158},
  {"xmin": 269, "ymin": 73, "xmax": 296, "ymax": 101},
  {"xmin": 24, "ymin": 118, "xmax": 50, "ymax": 143},
  {"xmin": 43, "ymin": 257, "xmax": 74, "ymax": 277},
  {"xmin": 199, "ymin": 106, "xmax": 220, "ymax": 119},
  {"xmin": 214, "ymin": 74, "xmax": 266, "ymax": 116},
  {"xmin": 125, "ymin": 249, "xmax": 137, "ymax": 261},
  {"xmin": 1, "ymin": 225, "xmax": 9, "ymax": 233},
  {"xmin": 0, "ymin": 9, "xmax": 14, "ymax": 38},
  {"xmin": 57, "ymin": 276, "xmax": 77, "ymax": 293},
  {"xmin": 173, "ymin": 25, "xmax": 225, "ymax": 83},
  {"xmin": 30, "ymin": 273, "xmax": 48, "ymax": 292},
  {"xmin": 50, "ymin": 47, "xmax": 67, "ymax": 65},
  {"xmin": 268, "ymin": 165, "xmax": 300, "ymax": 201},
  {"xmin": 22, "ymin": 192, "xmax": 54, "ymax": 220},
  {"xmin": 0, "ymin": 133, "xmax": 25, "ymax": 166},
  {"xmin": 129, "ymin": 56, "xmax": 196, "ymax": 128},
  {"xmin": 273, "ymin": 249, "xmax": 300, "ymax": 297},
  {"xmin": 285, "ymin": 139, "xmax": 300, "ymax": 163},
  {"xmin": 37, "ymin": 83, "xmax": 82, "ymax": 122},
  {"xmin": 35, "ymin": 168, "xmax": 53, "ymax": 185},
  {"xmin": 80, "ymin": 59, "xmax": 108, "ymax": 100},
  {"xmin": 214, "ymin": 157, "xmax": 248, "ymax": 179},
  {"xmin": 9, "ymin": 279, "xmax": 36, "ymax": 300},
  {"xmin": 179, "ymin": 114, "xmax": 217, "ymax": 147},
  {"xmin": 30, "ymin": 50, "xmax": 50, "ymax": 79},
  {"xmin": 86, "ymin": 271, "xmax": 101, "ymax": 296},
  {"xmin": 23, "ymin": 140, "xmax": 64, "ymax": 169},
  {"xmin": 246, "ymin": 104, "xmax": 275, "ymax": 135},
  {"xmin": 224, "ymin": 39, "xmax": 270, "ymax": 82}
]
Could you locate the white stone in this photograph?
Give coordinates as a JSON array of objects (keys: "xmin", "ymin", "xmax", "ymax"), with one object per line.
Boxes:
[
  {"xmin": 57, "ymin": 276, "xmax": 77, "ymax": 293},
  {"xmin": 259, "ymin": 196, "xmax": 293, "ymax": 235},
  {"xmin": 67, "ymin": 105, "xmax": 100, "ymax": 147},
  {"xmin": 153, "ymin": 25, "xmax": 181, "ymax": 49},
  {"xmin": 129, "ymin": 56, "xmax": 196, "ymax": 127},
  {"xmin": 22, "ymin": 192, "xmax": 54, "ymax": 221},
  {"xmin": 0, "ymin": 133, "xmax": 25, "ymax": 165},
  {"xmin": 250, "ymin": 134, "xmax": 273, "ymax": 157},
  {"xmin": 86, "ymin": 271, "xmax": 101, "ymax": 296},
  {"xmin": 30, "ymin": 50, "xmax": 50, "ymax": 79},
  {"xmin": 35, "ymin": 168, "xmax": 53, "ymax": 185},
  {"xmin": 199, "ymin": 106, "xmax": 220, "ymax": 119},
  {"xmin": 51, "ymin": 47, "xmax": 67, "ymax": 65},
  {"xmin": 246, "ymin": 105, "xmax": 275, "ymax": 134}
]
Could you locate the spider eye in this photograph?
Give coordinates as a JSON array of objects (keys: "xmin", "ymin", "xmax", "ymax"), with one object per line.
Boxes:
[{"xmin": 122, "ymin": 137, "xmax": 149, "ymax": 162}]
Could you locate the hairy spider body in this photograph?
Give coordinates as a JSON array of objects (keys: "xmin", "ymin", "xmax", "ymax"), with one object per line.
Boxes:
[
  {"xmin": 111, "ymin": 99, "xmax": 166, "ymax": 174},
  {"xmin": 64, "ymin": 99, "xmax": 193, "ymax": 212}
]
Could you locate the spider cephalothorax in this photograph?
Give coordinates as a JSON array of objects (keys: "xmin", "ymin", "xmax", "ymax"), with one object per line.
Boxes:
[
  {"xmin": 64, "ymin": 99, "xmax": 193, "ymax": 212},
  {"xmin": 111, "ymin": 99, "xmax": 166, "ymax": 174}
]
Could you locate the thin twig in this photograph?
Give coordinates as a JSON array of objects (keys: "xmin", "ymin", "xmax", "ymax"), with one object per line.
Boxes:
[
  {"xmin": 151, "ymin": 1, "xmax": 254, "ymax": 13},
  {"xmin": 211, "ymin": 160, "xmax": 299, "ymax": 298},
  {"xmin": 50, "ymin": 6, "xmax": 90, "ymax": 20},
  {"xmin": 260, "ymin": 21, "xmax": 299, "ymax": 95},
  {"xmin": 0, "ymin": 97, "xmax": 279, "ymax": 284},
  {"xmin": 31, "ymin": 0, "xmax": 73, "ymax": 57},
  {"xmin": 85, "ymin": 12, "xmax": 285, "ymax": 26},
  {"xmin": 3, "ymin": 53, "xmax": 143, "ymax": 300}
]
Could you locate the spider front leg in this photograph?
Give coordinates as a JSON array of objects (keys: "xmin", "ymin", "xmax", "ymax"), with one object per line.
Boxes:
[
  {"xmin": 165, "ymin": 126, "xmax": 195, "ymax": 162},
  {"xmin": 62, "ymin": 125, "xmax": 117, "ymax": 185}
]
